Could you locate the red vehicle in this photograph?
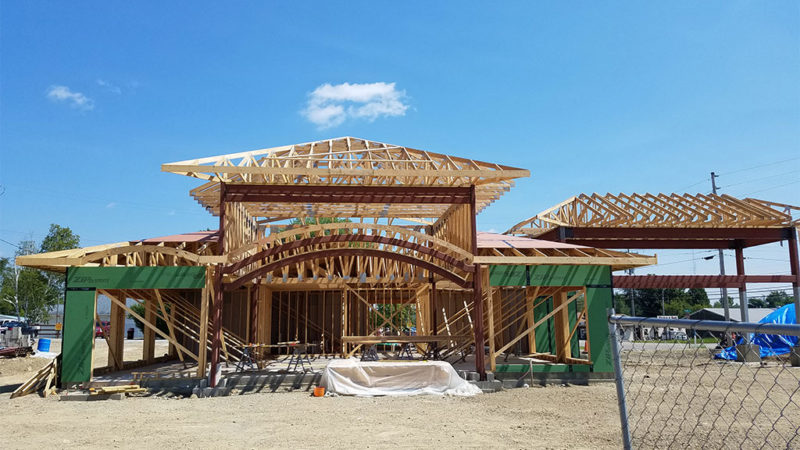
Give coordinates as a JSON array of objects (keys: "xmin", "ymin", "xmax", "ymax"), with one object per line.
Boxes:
[{"xmin": 95, "ymin": 321, "xmax": 110, "ymax": 337}]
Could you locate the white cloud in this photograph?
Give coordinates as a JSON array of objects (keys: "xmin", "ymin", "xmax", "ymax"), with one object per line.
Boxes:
[
  {"xmin": 106, "ymin": 202, "xmax": 116, "ymax": 209},
  {"xmin": 302, "ymin": 82, "xmax": 409, "ymax": 128},
  {"xmin": 96, "ymin": 79, "xmax": 121, "ymax": 94},
  {"xmin": 46, "ymin": 85, "xmax": 94, "ymax": 110}
]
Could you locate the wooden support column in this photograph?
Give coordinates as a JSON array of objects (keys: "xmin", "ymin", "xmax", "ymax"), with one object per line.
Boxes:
[
  {"xmin": 554, "ymin": 290, "xmax": 572, "ymax": 363},
  {"xmin": 209, "ymin": 268, "xmax": 224, "ymax": 386},
  {"xmin": 470, "ymin": 185, "xmax": 486, "ymax": 379},
  {"xmin": 197, "ymin": 268, "xmax": 211, "ymax": 377},
  {"xmin": 248, "ymin": 284, "xmax": 257, "ymax": 343},
  {"xmin": 210, "ymin": 182, "xmax": 226, "ymax": 387},
  {"xmin": 492, "ymin": 286, "xmax": 503, "ymax": 350},
  {"xmin": 341, "ymin": 289, "xmax": 348, "ymax": 356},
  {"xmin": 525, "ymin": 286, "xmax": 537, "ymax": 354},
  {"xmin": 260, "ymin": 287, "xmax": 272, "ymax": 345},
  {"xmin": 484, "ymin": 269, "xmax": 496, "ymax": 373},
  {"xmin": 143, "ymin": 297, "xmax": 156, "ymax": 363},
  {"xmin": 430, "ymin": 278, "xmax": 438, "ymax": 335},
  {"xmin": 108, "ymin": 290, "xmax": 125, "ymax": 370}
]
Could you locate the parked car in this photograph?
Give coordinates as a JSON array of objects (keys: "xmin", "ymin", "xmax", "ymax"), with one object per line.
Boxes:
[{"xmin": 95, "ymin": 321, "xmax": 111, "ymax": 337}]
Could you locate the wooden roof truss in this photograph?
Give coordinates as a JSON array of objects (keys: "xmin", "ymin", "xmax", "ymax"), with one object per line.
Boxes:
[
  {"xmin": 506, "ymin": 193, "xmax": 800, "ymax": 237},
  {"xmin": 162, "ymin": 137, "xmax": 530, "ymax": 219}
]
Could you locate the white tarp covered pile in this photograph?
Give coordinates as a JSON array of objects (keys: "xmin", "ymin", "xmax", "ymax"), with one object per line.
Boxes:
[{"xmin": 320, "ymin": 358, "xmax": 482, "ymax": 397}]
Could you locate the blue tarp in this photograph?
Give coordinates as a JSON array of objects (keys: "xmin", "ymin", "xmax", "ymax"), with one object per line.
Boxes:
[{"xmin": 715, "ymin": 303, "xmax": 797, "ymax": 360}]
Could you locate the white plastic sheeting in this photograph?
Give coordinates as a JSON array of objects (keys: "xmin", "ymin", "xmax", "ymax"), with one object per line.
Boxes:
[{"xmin": 320, "ymin": 358, "xmax": 482, "ymax": 397}]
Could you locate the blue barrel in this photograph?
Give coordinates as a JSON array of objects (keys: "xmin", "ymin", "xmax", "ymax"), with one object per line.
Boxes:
[{"xmin": 37, "ymin": 338, "xmax": 51, "ymax": 352}]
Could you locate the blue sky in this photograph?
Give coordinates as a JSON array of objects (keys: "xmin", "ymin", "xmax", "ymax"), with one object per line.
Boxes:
[{"xmin": 1, "ymin": 2, "xmax": 798, "ymax": 299}]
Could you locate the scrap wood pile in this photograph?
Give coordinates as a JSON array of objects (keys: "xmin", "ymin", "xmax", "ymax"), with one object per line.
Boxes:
[
  {"xmin": 11, "ymin": 355, "xmax": 59, "ymax": 399},
  {"xmin": 89, "ymin": 384, "xmax": 148, "ymax": 395}
]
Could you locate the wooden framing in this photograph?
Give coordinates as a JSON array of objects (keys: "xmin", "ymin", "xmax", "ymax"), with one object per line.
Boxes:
[
  {"xmin": 506, "ymin": 193, "xmax": 800, "ymax": 236},
  {"xmin": 162, "ymin": 136, "xmax": 530, "ymax": 220},
  {"xmin": 15, "ymin": 137, "xmax": 677, "ymax": 387}
]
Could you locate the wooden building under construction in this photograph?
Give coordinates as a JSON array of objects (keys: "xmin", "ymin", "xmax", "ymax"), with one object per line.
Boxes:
[{"xmin": 16, "ymin": 137, "xmax": 799, "ymax": 389}]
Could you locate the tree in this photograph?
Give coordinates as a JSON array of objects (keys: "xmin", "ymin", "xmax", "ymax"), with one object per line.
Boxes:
[
  {"xmin": 614, "ymin": 287, "xmax": 711, "ymax": 317},
  {"xmin": 39, "ymin": 224, "xmax": 80, "ymax": 295},
  {"xmin": 0, "ymin": 225, "xmax": 80, "ymax": 322},
  {"xmin": 765, "ymin": 291, "xmax": 793, "ymax": 308},
  {"xmin": 129, "ymin": 302, "xmax": 170, "ymax": 336}
]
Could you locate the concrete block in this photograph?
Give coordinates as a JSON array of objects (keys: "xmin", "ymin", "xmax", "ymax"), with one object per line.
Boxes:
[
  {"xmin": 736, "ymin": 344, "xmax": 761, "ymax": 362},
  {"xmin": 59, "ymin": 393, "xmax": 92, "ymax": 402},
  {"xmin": 791, "ymin": 345, "xmax": 800, "ymax": 367},
  {"xmin": 485, "ymin": 372, "xmax": 495, "ymax": 382},
  {"xmin": 59, "ymin": 392, "xmax": 126, "ymax": 401}
]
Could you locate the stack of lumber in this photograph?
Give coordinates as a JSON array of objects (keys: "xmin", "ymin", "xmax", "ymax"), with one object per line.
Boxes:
[
  {"xmin": 88, "ymin": 385, "xmax": 147, "ymax": 395},
  {"xmin": 11, "ymin": 356, "xmax": 59, "ymax": 399}
]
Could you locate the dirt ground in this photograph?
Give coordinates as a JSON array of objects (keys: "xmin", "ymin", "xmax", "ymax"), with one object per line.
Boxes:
[
  {"xmin": 9, "ymin": 341, "xmax": 797, "ymax": 449},
  {"xmin": 2, "ymin": 338, "xmax": 622, "ymax": 449},
  {"xmin": 3, "ymin": 383, "xmax": 621, "ymax": 449}
]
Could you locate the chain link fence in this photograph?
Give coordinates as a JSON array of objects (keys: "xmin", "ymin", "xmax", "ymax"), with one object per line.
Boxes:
[{"xmin": 608, "ymin": 314, "xmax": 800, "ymax": 449}]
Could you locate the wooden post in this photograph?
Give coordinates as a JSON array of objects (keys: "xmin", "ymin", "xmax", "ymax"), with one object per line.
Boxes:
[
  {"xmin": 485, "ymin": 270, "xmax": 496, "ymax": 373},
  {"xmin": 492, "ymin": 285, "xmax": 503, "ymax": 350},
  {"xmin": 246, "ymin": 285, "xmax": 252, "ymax": 343},
  {"xmin": 554, "ymin": 290, "xmax": 572, "ymax": 363},
  {"xmin": 197, "ymin": 270, "xmax": 211, "ymax": 377},
  {"xmin": 430, "ymin": 278, "xmax": 437, "ymax": 335},
  {"xmin": 470, "ymin": 185, "xmax": 486, "ymax": 380},
  {"xmin": 525, "ymin": 286, "xmax": 537, "ymax": 354},
  {"xmin": 108, "ymin": 290, "xmax": 125, "ymax": 370},
  {"xmin": 210, "ymin": 182, "xmax": 226, "ymax": 387},
  {"xmin": 143, "ymin": 297, "xmax": 156, "ymax": 363},
  {"xmin": 341, "ymin": 289, "xmax": 348, "ymax": 356},
  {"xmin": 261, "ymin": 287, "xmax": 272, "ymax": 345}
]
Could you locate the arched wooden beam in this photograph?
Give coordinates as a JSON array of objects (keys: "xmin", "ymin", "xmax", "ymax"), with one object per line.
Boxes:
[
  {"xmin": 223, "ymin": 248, "xmax": 471, "ymax": 291},
  {"xmin": 227, "ymin": 222, "xmax": 473, "ymax": 261},
  {"xmin": 223, "ymin": 234, "xmax": 474, "ymax": 275}
]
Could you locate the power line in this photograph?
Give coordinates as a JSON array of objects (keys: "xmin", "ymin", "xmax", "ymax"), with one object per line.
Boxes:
[
  {"xmin": 721, "ymin": 170, "xmax": 800, "ymax": 189},
  {"xmin": 0, "ymin": 238, "xmax": 22, "ymax": 249},
  {"xmin": 674, "ymin": 178, "xmax": 710, "ymax": 193},
  {"xmin": 717, "ymin": 156, "xmax": 800, "ymax": 177},
  {"xmin": 742, "ymin": 180, "xmax": 800, "ymax": 196}
]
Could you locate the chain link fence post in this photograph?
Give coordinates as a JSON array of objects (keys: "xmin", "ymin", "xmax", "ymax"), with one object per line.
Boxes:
[{"xmin": 608, "ymin": 308, "xmax": 632, "ymax": 450}]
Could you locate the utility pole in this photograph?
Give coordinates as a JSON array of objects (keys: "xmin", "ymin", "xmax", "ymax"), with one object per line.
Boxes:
[
  {"xmin": 711, "ymin": 172, "xmax": 730, "ymax": 322},
  {"xmin": 627, "ymin": 266, "xmax": 635, "ymax": 316}
]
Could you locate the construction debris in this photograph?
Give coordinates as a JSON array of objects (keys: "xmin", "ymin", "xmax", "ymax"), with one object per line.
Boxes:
[
  {"xmin": 11, "ymin": 355, "xmax": 59, "ymax": 399},
  {"xmin": 89, "ymin": 385, "xmax": 148, "ymax": 395}
]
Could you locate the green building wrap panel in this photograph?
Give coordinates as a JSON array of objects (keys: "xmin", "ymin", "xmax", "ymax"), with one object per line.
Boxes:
[
  {"xmin": 61, "ymin": 290, "xmax": 96, "ymax": 383},
  {"xmin": 489, "ymin": 265, "xmax": 611, "ymax": 287},
  {"xmin": 67, "ymin": 266, "xmax": 206, "ymax": 289},
  {"xmin": 489, "ymin": 264, "xmax": 613, "ymax": 373},
  {"xmin": 585, "ymin": 287, "xmax": 614, "ymax": 373},
  {"xmin": 533, "ymin": 297, "xmax": 554, "ymax": 353},
  {"xmin": 61, "ymin": 266, "xmax": 207, "ymax": 383}
]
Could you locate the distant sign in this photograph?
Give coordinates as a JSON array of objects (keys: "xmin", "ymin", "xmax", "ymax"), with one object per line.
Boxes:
[{"xmin": 657, "ymin": 315, "xmax": 679, "ymax": 320}]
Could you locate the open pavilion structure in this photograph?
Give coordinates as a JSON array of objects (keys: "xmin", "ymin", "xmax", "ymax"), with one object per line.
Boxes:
[{"xmin": 506, "ymin": 193, "xmax": 800, "ymax": 326}]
